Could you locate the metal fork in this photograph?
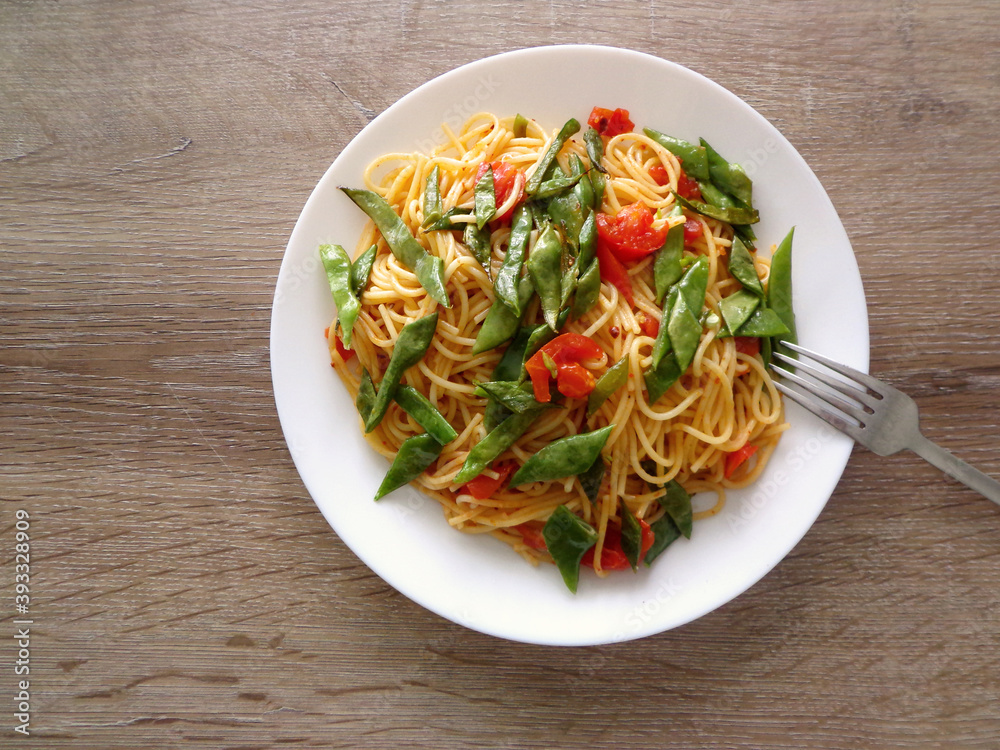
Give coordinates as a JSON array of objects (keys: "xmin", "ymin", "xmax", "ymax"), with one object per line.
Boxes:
[{"xmin": 770, "ymin": 341, "xmax": 1000, "ymax": 506}]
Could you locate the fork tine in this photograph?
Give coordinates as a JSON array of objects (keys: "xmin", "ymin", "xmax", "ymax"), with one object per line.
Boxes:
[
  {"xmin": 777, "ymin": 341, "xmax": 888, "ymax": 396},
  {"xmin": 771, "ymin": 350, "xmax": 881, "ymax": 411},
  {"xmin": 773, "ymin": 379, "xmax": 865, "ymax": 442},
  {"xmin": 771, "ymin": 362, "xmax": 871, "ymax": 424}
]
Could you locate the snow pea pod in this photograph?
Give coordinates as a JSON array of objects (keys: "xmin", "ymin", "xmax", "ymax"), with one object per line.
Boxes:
[
  {"xmin": 472, "ymin": 274, "xmax": 534, "ymax": 355},
  {"xmin": 587, "ymin": 354, "xmax": 629, "ymax": 416},
  {"xmin": 474, "ymin": 164, "xmax": 496, "ymax": 229},
  {"xmin": 350, "ymin": 243, "xmax": 378, "ymax": 298},
  {"xmin": 642, "ymin": 128, "xmax": 710, "ymax": 181},
  {"xmin": 718, "ymin": 288, "xmax": 761, "ymax": 337},
  {"xmin": 420, "ymin": 164, "xmax": 442, "ymax": 229},
  {"xmin": 619, "ymin": 500, "xmax": 643, "ymax": 571},
  {"xmin": 319, "ymin": 243, "xmax": 361, "ymax": 349},
  {"xmin": 734, "ymin": 306, "xmax": 790, "ymax": 338},
  {"xmin": 364, "ymin": 312, "xmax": 439, "ymax": 433},
  {"xmin": 341, "ymin": 188, "xmax": 450, "ymax": 307},
  {"xmin": 522, "ymin": 308, "xmax": 570, "ymax": 365},
  {"xmin": 493, "ymin": 202, "xmax": 532, "ymax": 315},
  {"xmin": 463, "ymin": 221, "xmax": 492, "ymax": 274},
  {"xmin": 533, "ymin": 170, "xmax": 584, "ymax": 200},
  {"xmin": 527, "ymin": 224, "xmax": 563, "ymax": 332},
  {"xmin": 559, "ymin": 262, "xmax": 578, "ymax": 311},
  {"xmin": 644, "ymin": 352, "xmax": 682, "ymax": 405},
  {"xmin": 542, "ymin": 505, "xmax": 598, "ymax": 594},
  {"xmin": 673, "ymin": 191, "xmax": 759, "ymax": 227},
  {"xmin": 571, "ymin": 258, "xmax": 601, "ymax": 319},
  {"xmin": 513, "ymin": 113, "xmax": 528, "ymax": 138},
  {"xmin": 483, "ymin": 325, "xmax": 533, "ymax": 432},
  {"xmin": 577, "ymin": 211, "xmax": 597, "ymax": 269},
  {"xmin": 651, "ymin": 256, "xmax": 708, "ymax": 370},
  {"xmin": 578, "ymin": 455, "xmax": 605, "ymax": 506},
  {"xmin": 697, "ymin": 180, "xmax": 756, "ymax": 244},
  {"xmin": 645, "ymin": 513, "xmax": 680, "ymax": 565},
  {"xmin": 356, "ymin": 368, "xmax": 376, "ymax": 422},
  {"xmin": 590, "ymin": 170, "xmax": 606, "ymax": 212},
  {"xmin": 393, "ymin": 385, "xmax": 458, "ymax": 445},
  {"xmin": 547, "ymin": 186, "xmax": 586, "ymax": 248},
  {"xmin": 666, "ymin": 283, "xmax": 701, "ymax": 373},
  {"xmin": 654, "ymin": 204, "xmax": 685, "ymax": 304},
  {"xmin": 452, "ymin": 409, "xmax": 543, "ymax": 484},
  {"xmin": 526, "ymin": 118, "xmax": 581, "ymax": 195},
  {"xmin": 373, "ymin": 433, "xmax": 443, "ymax": 501},
  {"xmin": 701, "ymin": 138, "xmax": 753, "ymax": 208},
  {"xmin": 584, "ymin": 127, "xmax": 607, "ymax": 173},
  {"xmin": 574, "ymin": 170, "xmax": 594, "ymax": 217},
  {"xmin": 423, "ymin": 206, "xmax": 467, "ymax": 232},
  {"xmin": 508, "ymin": 425, "xmax": 614, "ymax": 487},
  {"xmin": 729, "ymin": 236, "xmax": 764, "ymax": 298},
  {"xmin": 767, "ymin": 228, "xmax": 796, "ymax": 354},
  {"xmin": 475, "ymin": 380, "xmax": 550, "ymax": 415}
]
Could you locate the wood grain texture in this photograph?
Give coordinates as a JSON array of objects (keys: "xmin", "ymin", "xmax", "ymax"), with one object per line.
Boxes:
[{"xmin": 2, "ymin": 1, "xmax": 999, "ymax": 747}]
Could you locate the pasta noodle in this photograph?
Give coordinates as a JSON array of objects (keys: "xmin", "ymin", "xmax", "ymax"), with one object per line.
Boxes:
[{"xmin": 328, "ymin": 111, "xmax": 788, "ymax": 578}]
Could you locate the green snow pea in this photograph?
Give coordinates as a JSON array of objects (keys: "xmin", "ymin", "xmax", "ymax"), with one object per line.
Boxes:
[
  {"xmin": 578, "ymin": 455, "xmax": 605, "ymax": 506},
  {"xmin": 493, "ymin": 202, "xmax": 533, "ymax": 315},
  {"xmin": 574, "ymin": 170, "xmax": 594, "ymax": 217},
  {"xmin": 526, "ymin": 118, "xmax": 581, "ymax": 195},
  {"xmin": 533, "ymin": 171, "xmax": 584, "ymax": 200},
  {"xmin": 472, "ymin": 274, "xmax": 534, "ymax": 355},
  {"xmin": 463, "ymin": 221, "xmax": 492, "ymax": 274},
  {"xmin": 356, "ymin": 368, "xmax": 376, "ymax": 422},
  {"xmin": 560, "ymin": 262, "xmax": 578, "ymax": 311},
  {"xmin": 571, "ymin": 258, "xmax": 601, "ymax": 319},
  {"xmin": 373, "ymin": 433, "xmax": 443, "ymax": 501},
  {"xmin": 734, "ymin": 306, "xmax": 790, "ymax": 338},
  {"xmin": 587, "ymin": 354, "xmax": 629, "ymax": 416},
  {"xmin": 364, "ymin": 313, "xmax": 439, "ymax": 433},
  {"xmin": 577, "ymin": 211, "xmax": 597, "ymax": 269},
  {"xmin": 642, "ymin": 129, "xmax": 709, "ymax": 181},
  {"xmin": 619, "ymin": 500, "xmax": 643, "ymax": 571},
  {"xmin": 584, "ymin": 127, "xmax": 607, "ymax": 173},
  {"xmin": 393, "ymin": 385, "xmax": 458, "ymax": 445},
  {"xmin": 420, "ymin": 164, "xmax": 443, "ymax": 229},
  {"xmin": 319, "ymin": 243, "xmax": 360, "ymax": 349},
  {"xmin": 729, "ymin": 237, "xmax": 764, "ymax": 298},
  {"xmin": 474, "ymin": 164, "xmax": 496, "ymax": 229},
  {"xmin": 452, "ymin": 409, "xmax": 542, "ymax": 484},
  {"xmin": 654, "ymin": 204, "xmax": 685, "ymax": 304},
  {"xmin": 718, "ymin": 288, "xmax": 761, "ymax": 337},
  {"xmin": 644, "ymin": 353, "xmax": 683, "ymax": 405},
  {"xmin": 508, "ymin": 425, "xmax": 614, "ymax": 487},
  {"xmin": 673, "ymin": 192, "xmax": 759, "ymax": 227},
  {"xmin": 350, "ymin": 243, "xmax": 378, "ymax": 298},
  {"xmin": 421, "ymin": 206, "xmax": 467, "ymax": 232},
  {"xmin": 701, "ymin": 138, "xmax": 753, "ymax": 208},
  {"xmin": 651, "ymin": 256, "xmax": 708, "ymax": 371},
  {"xmin": 341, "ymin": 188, "xmax": 450, "ymax": 307},
  {"xmin": 483, "ymin": 325, "xmax": 534, "ymax": 432},
  {"xmin": 666, "ymin": 285, "xmax": 701, "ymax": 373},
  {"xmin": 513, "ymin": 113, "xmax": 528, "ymax": 138},
  {"xmin": 547, "ymin": 179, "xmax": 586, "ymax": 247},
  {"xmin": 657, "ymin": 478, "xmax": 693, "ymax": 539},
  {"xmin": 522, "ymin": 308, "xmax": 570, "ymax": 365},
  {"xmin": 527, "ymin": 224, "xmax": 564, "ymax": 332},
  {"xmin": 590, "ymin": 170, "xmax": 606, "ymax": 212},
  {"xmin": 542, "ymin": 505, "xmax": 598, "ymax": 594},
  {"xmin": 475, "ymin": 380, "xmax": 551, "ymax": 415},
  {"xmin": 697, "ymin": 180, "xmax": 756, "ymax": 244},
  {"xmin": 768, "ymin": 228, "xmax": 796, "ymax": 354}
]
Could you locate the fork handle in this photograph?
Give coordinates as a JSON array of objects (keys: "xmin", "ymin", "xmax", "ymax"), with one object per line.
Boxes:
[{"xmin": 909, "ymin": 433, "xmax": 1000, "ymax": 506}]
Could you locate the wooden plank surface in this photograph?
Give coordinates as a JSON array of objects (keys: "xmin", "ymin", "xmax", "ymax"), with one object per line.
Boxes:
[{"xmin": 2, "ymin": 1, "xmax": 999, "ymax": 747}]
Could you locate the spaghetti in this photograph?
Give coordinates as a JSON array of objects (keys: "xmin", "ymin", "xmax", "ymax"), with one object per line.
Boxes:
[{"xmin": 326, "ymin": 108, "xmax": 791, "ymax": 588}]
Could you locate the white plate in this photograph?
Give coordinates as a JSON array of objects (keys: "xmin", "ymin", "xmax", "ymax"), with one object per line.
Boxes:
[{"xmin": 270, "ymin": 45, "xmax": 869, "ymax": 646}]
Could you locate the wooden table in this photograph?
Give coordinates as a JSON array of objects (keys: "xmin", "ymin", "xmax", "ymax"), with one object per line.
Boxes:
[{"xmin": 4, "ymin": 1, "xmax": 999, "ymax": 747}]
